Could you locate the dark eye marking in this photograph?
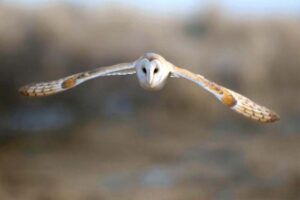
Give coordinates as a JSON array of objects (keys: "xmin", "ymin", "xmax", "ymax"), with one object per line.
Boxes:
[
  {"xmin": 142, "ymin": 67, "xmax": 147, "ymax": 74},
  {"xmin": 154, "ymin": 68, "xmax": 159, "ymax": 74}
]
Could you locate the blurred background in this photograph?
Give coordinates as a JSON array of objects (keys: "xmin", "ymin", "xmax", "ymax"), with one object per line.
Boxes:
[{"xmin": 0, "ymin": 0, "xmax": 300, "ymax": 199}]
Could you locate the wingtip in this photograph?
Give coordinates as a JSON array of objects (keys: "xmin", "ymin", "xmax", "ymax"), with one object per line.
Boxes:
[
  {"xmin": 18, "ymin": 85, "xmax": 30, "ymax": 96},
  {"xmin": 269, "ymin": 112, "xmax": 280, "ymax": 123},
  {"xmin": 259, "ymin": 110, "xmax": 280, "ymax": 123}
]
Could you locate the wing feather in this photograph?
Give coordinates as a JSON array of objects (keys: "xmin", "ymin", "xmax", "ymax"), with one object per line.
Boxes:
[
  {"xmin": 172, "ymin": 66, "xmax": 279, "ymax": 123},
  {"xmin": 19, "ymin": 63, "xmax": 135, "ymax": 97}
]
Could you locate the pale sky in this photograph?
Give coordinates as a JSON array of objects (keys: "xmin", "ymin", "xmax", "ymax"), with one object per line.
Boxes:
[{"xmin": 2, "ymin": 0, "xmax": 300, "ymax": 16}]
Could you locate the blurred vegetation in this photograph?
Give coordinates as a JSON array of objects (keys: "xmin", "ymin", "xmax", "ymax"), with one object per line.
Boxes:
[
  {"xmin": 0, "ymin": 4, "xmax": 299, "ymax": 132},
  {"xmin": 0, "ymin": 3, "xmax": 299, "ymax": 200}
]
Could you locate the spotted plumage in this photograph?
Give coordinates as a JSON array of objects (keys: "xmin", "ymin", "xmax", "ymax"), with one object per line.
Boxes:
[{"xmin": 19, "ymin": 52, "xmax": 279, "ymax": 123}]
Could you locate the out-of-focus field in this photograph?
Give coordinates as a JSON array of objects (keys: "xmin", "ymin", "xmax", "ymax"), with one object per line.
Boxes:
[{"xmin": 0, "ymin": 3, "xmax": 299, "ymax": 200}]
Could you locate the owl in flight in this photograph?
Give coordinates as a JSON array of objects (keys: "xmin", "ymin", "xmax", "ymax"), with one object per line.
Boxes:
[{"xmin": 19, "ymin": 52, "xmax": 279, "ymax": 123}]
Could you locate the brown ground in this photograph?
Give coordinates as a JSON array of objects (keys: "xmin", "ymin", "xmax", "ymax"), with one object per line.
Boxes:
[{"xmin": 0, "ymin": 116, "xmax": 299, "ymax": 200}]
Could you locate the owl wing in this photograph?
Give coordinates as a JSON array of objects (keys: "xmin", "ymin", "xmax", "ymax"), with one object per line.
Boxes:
[
  {"xmin": 172, "ymin": 66, "xmax": 279, "ymax": 123},
  {"xmin": 19, "ymin": 63, "xmax": 135, "ymax": 97}
]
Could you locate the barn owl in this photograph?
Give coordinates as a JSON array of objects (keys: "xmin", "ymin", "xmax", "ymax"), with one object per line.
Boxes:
[{"xmin": 19, "ymin": 52, "xmax": 279, "ymax": 123}]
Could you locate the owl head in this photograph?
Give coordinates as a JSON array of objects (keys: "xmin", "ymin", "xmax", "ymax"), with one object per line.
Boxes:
[{"xmin": 135, "ymin": 52, "xmax": 171, "ymax": 90}]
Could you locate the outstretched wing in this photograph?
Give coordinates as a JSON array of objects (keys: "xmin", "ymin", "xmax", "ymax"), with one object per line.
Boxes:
[
  {"xmin": 172, "ymin": 66, "xmax": 279, "ymax": 123},
  {"xmin": 19, "ymin": 63, "xmax": 135, "ymax": 97}
]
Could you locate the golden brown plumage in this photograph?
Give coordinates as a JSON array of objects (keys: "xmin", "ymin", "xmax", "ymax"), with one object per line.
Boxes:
[
  {"xmin": 171, "ymin": 66, "xmax": 279, "ymax": 123},
  {"xmin": 19, "ymin": 63, "xmax": 135, "ymax": 97}
]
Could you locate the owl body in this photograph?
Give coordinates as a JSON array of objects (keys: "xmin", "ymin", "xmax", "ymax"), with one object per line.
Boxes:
[{"xmin": 19, "ymin": 52, "xmax": 279, "ymax": 123}]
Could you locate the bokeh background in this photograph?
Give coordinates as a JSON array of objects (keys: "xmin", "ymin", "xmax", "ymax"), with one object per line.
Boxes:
[{"xmin": 0, "ymin": 0, "xmax": 300, "ymax": 199}]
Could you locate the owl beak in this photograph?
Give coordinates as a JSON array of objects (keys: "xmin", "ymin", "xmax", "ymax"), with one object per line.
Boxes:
[
  {"xmin": 146, "ymin": 72, "xmax": 153, "ymax": 86},
  {"xmin": 144, "ymin": 61, "xmax": 154, "ymax": 86}
]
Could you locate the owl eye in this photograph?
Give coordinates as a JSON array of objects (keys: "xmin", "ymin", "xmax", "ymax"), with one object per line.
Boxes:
[
  {"xmin": 142, "ymin": 67, "xmax": 147, "ymax": 74},
  {"xmin": 154, "ymin": 67, "xmax": 159, "ymax": 74}
]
